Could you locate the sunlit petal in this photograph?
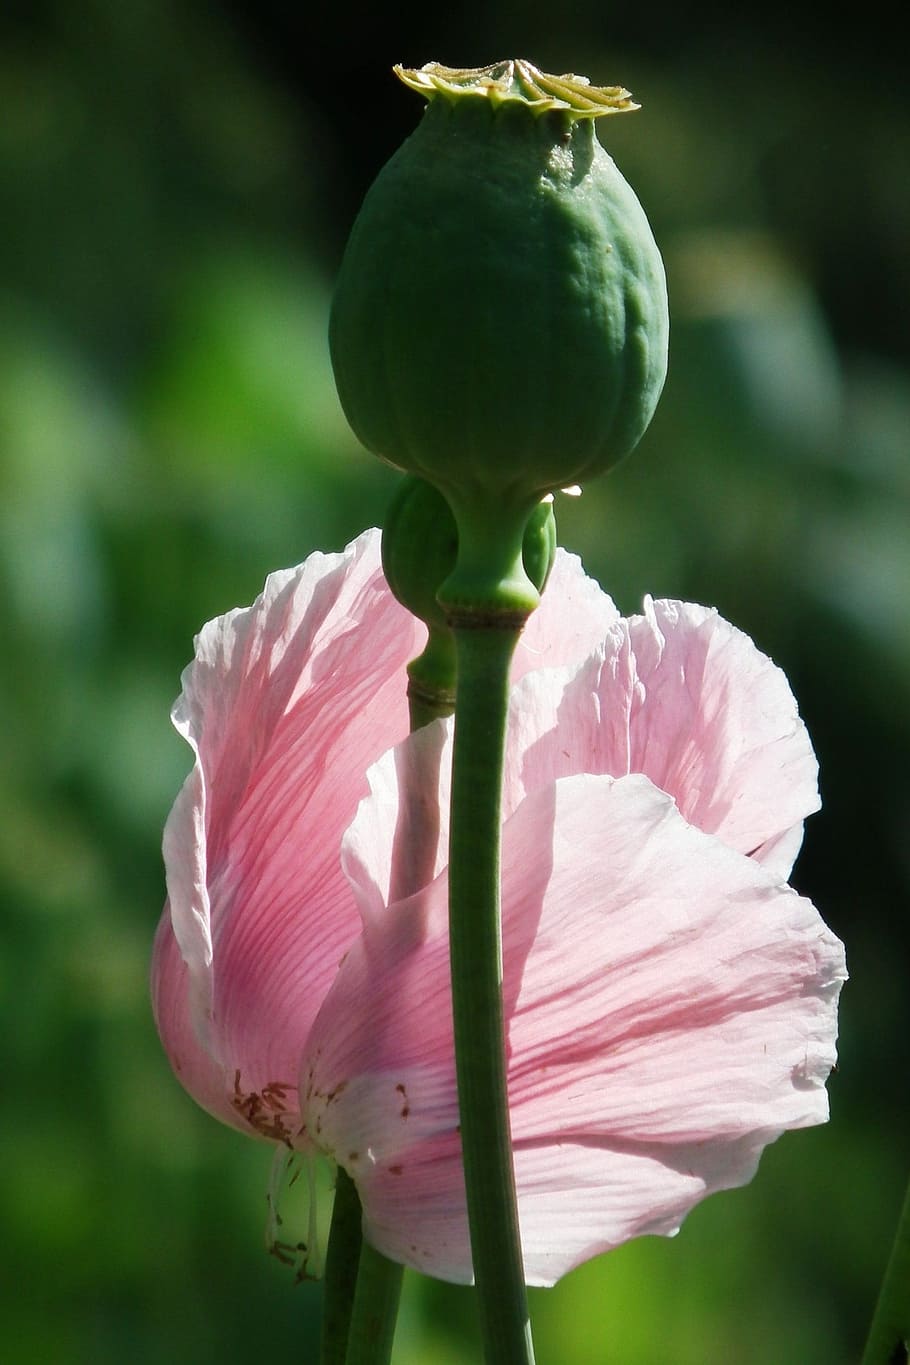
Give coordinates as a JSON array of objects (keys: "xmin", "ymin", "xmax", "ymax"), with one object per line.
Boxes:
[
  {"xmin": 152, "ymin": 530, "xmax": 425, "ymax": 1133},
  {"xmin": 303, "ymin": 773, "xmax": 845, "ymax": 1285}
]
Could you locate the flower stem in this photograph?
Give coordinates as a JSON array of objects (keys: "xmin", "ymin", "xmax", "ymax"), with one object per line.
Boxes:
[
  {"xmin": 320, "ymin": 1075, "xmax": 406, "ymax": 1365},
  {"xmin": 448, "ymin": 621, "xmax": 535, "ymax": 1365},
  {"xmin": 321, "ymin": 1170, "xmax": 363, "ymax": 1365},
  {"xmin": 343, "ymin": 1239, "xmax": 405, "ymax": 1365},
  {"xmin": 861, "ymin": 1169, "xmax": 910, "ymax": 1365},
  {"xmin": 407, "ymin": 671, "xmax": 456, "ymax": 731}
]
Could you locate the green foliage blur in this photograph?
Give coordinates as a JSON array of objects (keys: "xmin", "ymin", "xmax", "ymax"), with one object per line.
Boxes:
[{"xmin": 1, "ymin": 4, "xmax": 906, "ymax": 1362}]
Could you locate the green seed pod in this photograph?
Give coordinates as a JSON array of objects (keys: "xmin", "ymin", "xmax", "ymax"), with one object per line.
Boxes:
[{"xmin": 330, "ymin": 60, "xmax": 669, "ymax": 506}]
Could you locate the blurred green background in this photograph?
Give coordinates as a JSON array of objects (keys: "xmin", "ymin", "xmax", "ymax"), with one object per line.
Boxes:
[{"xmin": 1, "ymin": 2, "xmax": 907, "ymax": 1362}]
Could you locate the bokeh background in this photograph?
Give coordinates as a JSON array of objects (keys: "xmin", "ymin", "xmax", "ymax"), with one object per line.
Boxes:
[{"xmin": 2, "ymin": 2, "xmax": 907, "ymax": 1362}]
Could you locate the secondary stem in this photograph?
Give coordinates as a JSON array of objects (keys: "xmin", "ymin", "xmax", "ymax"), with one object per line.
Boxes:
[
  {"xmin": 321, "ymin": 1020, "xmax": 406, "ymax": 1365},
  {"xmin": 448, "ymin": 621, "xmax": 535, "ymax": 1365},
  {"xmin": 343, "ymin": 1239, "xmax": 405, "ymax": 1365},
  {"xmin": 860, "ymin": 1170, "xmax": 910, "ymax": 1365},
  {"xmin": 321, "ymin": 1170, "xmax": 363, "ymax": 1365},
  {"xmin": 322, "ymin": 1178, "xmax": 403, "ymax": 1365}
]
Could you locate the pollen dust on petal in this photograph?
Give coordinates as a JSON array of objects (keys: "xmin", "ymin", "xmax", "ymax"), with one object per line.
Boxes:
[
  {"xmin": 232, "ymin": 1070, "xmax": 297, "ymax": 1145},
  {"xmin": 395, "ymin": 1082, "xmax": 410, "ymax": 1119}
]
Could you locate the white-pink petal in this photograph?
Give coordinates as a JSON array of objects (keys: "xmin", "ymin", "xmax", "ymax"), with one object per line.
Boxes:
[
  {"xmin": 513, "ymin": 547, "xmax": 621, "ymax": 678},
  {"xmin": 502, "ymin": 778, "xmax": 841, "ymax": 1146},
  {"xmin": 509, "ymin": 597, "xmax": 819, "ymax": 873},
  {"xmin": 302, "ymin": 772, "xmax": 845, "ymax": 1286},
  {"xmin": 151, "ymin": 529, "xmax": 426, "ymax": 1135},
  {"xmin": 340, "ymin": 719, "xmax": 454, "ymax": 925},
  {"xmin": 626, "ymin": 599, "xmax": 819, "ymax": 872}
]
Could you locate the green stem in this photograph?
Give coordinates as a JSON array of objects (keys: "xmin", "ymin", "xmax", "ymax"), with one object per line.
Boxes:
[
  {"xmin": 406, "ymin": 658, "xmax": 456, "ymax": 732},
  {"xmin": 448, "ymin": 622, "xmax": 535, "ymax": 1365},
  {"xmin": 861, "ymin": 1170, "xmax": 910, "ymax": 1365},
  {"xmin": 344, "ymin": 1239, "xmax": 405, "ymax": 1365},
  {"xmin": 323, "ymin": 1099, "xmax": 404, "ymax": 1365},
  {"xmin": 321, "ymin": 1170, "xmax": 364, "ymax": 1365}
]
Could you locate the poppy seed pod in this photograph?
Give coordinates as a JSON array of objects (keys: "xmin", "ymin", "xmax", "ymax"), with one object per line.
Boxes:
[{"xmin": 330, "ymin": 60, "xmax": 669, "ymax": 507}]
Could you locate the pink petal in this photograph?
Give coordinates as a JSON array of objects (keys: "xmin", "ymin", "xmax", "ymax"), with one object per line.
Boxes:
[
  {"xmin": 626, "ymin": 599, "xmax": 819, "ymax": 872},
  {"xmin": 340, "ymin": 720, "xmax": 454, "ymax": 925},
  {"xmin": 502, "ymin": 777, "xmax": 842, "ymax": 1145},
  {"xmin": 151, "ymin": 909, "xmax": 238, "ymax": 1127},
  {"xmin": 514, "ymin": 547, "xmax": 620, "ymax": 678},
  {"xmin": 511, "ymin": 598, "xmax": 818, "ymax": 874},
  {"xmin": 301, "ymin": 773, "xmax": 845, "ymax": 1285},
  {"xmin": 151, "ymin": 529, "xmax": 425, "ymax": 1136}
]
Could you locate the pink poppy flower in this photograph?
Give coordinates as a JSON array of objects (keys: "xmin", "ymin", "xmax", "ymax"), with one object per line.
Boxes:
[{"xmin": 152, "ymin": 528, "xmax": 846, "ymax": 1287}]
